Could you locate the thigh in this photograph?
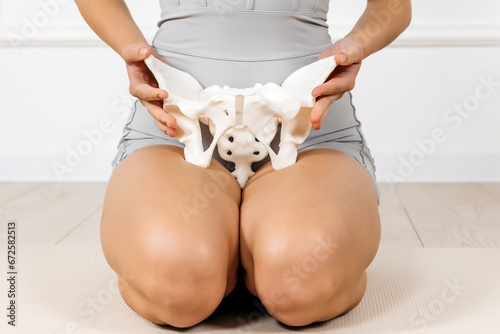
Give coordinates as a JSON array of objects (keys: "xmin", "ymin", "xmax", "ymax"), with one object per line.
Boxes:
[
  {"xmin": 101, "ymin": 145, "xmax": 241, "ymax": 326},
  {"xmin": 239, "ymin": 147, "xmax": 381, "ymax": 325}
]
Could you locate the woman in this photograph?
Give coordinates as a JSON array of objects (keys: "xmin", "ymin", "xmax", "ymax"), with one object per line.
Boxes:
[{"xmin": 76, "ymin": 0, "xmax": 411, "ymax": 328}]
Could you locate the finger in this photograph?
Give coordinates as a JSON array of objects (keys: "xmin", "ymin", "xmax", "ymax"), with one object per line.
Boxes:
[
  {"xmin": 335, "ymin": 52, "xmax": 348, "ymax": 65},
  {"xmin": 312, "ymin": 76, "xmax": 355, "ymax": 98},
  {"xmin": 335, "ymin": 47, "xmax": 363, "ymax": 66},
  {"xmin": 309, "ymin": 93, "xmax": 344, "ymax": 124},
  {"xmin": 154, "ymin": 119, "xmax": 170, "ymax": 134},
  {"xmin": 154, "ymin": 119, "xmax": 178, "ymax": 137},
  {"xmin": 310, "ymin": 94, "xmax": 341, "ymax": 129},
  {"xmin": 122, "ymin": 44, "xmax": 151, "ymax": 63},
  {"xmin": 142, "ymin": 99, "xmax": 177, "ymax": 127},
  {"xmin": 168, "ymin": 128, "xmax": 177, "ymax": 137},
  {"xmin": 310, "ymin": 96, "xmax": 332, "ymax": 126},
  {"xmin": 131, "ymin": 83, "xmax": 168, "ymax": 101},
  {"xmin": 319, "ymin": 93, "xmax": 344, "ymax": 125},
  {"xmin": 142, "ymin": 100, "xmax": 177, "ymax": 128}
]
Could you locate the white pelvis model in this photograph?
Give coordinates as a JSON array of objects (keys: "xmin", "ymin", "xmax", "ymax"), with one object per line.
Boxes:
[{"xmin": 145, "ymin": 55, "xmax": 337, "ymax": 188}]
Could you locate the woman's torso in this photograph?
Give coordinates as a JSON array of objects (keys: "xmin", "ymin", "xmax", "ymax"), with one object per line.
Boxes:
[
  {"xmin": 152, "ymin": 0, "xmax": 333, "ymax": 88},
  {"xmin": 116, "ymin": 0, "xmax": 377, "ymax": 198}
]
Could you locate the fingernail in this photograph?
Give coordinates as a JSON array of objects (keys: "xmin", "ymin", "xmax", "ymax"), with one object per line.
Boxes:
[
  {"xmin": 339, "ymin": 54, "xmax": 347, "ymax": 64},
  {"xmin": 139, "ymin": 48, "xmax": 148, "ymax": 57}
]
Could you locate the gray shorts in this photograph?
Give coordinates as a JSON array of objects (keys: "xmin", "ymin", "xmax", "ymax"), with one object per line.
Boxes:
[
  {"xmin": 111, "ymin": 0, "xmax": 380, "ymax": 204},
  {"xmin": 111, "ymin": 90, "xmax": 380, "ymax": 204}
]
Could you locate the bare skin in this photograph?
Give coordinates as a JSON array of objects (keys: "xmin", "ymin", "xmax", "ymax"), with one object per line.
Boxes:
[
  {"xmin": 76, "ymin": 0, "xmax": 412, "ymax": 328},
  {"xmin": 101, "ymin": 145, "xmax": 241, "ymax": 327},
  {"xmin": 240, "ymin": 148, "xmax": 380, "ymax": 326},
  {"xmin": 101, "ymin": 145, "xmax": 380, "ymax": 327}
]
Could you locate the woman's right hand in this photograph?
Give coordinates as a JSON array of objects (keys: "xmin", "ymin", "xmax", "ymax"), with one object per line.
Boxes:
[{"xmin": 121, "ymin": 43, "xmax": 178, "ymax": 137}]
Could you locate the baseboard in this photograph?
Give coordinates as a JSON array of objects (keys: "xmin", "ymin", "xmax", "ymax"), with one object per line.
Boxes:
[
  {"xmin": 1, "ymin": 23, "xmax": 499, "ymax": 47},
  {"xmin": 0, "ymin": 150, "xmax": 115, "ymax": 182},
  {"xmin": 371, "ymin": 151, "xmax": 500, "ymax": 182}
]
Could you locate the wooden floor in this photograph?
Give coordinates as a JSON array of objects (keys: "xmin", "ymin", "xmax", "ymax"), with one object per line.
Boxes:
[
  {"xmin": 2, "ymin": 182, "xmax": 500, "ymax": 334},
  {"xmin": 1, "ymin": 182, "xmax": 500, "ymax": 248}
]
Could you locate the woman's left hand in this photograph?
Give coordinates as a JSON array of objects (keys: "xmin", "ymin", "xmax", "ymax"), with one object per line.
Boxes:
[{"xmin": 310, "ymin": 37, "xmax": 364, "ymax": 130}]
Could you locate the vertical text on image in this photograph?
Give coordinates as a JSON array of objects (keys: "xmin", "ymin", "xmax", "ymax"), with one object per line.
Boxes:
[{"xmin": 6, "ymin": 220, "xmax": 18, "ymax": 326}]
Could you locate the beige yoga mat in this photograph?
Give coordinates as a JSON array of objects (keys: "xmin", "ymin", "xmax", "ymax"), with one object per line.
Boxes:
[{"xmin": 1, "ymin": 245, "xmax": 499, "ymax": 333}]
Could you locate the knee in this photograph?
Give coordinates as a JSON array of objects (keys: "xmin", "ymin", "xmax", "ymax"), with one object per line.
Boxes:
[
  {"xmin": 119, "ymin": 232, "xmax": 228, "ymax": 327},
  {"xmin": 120, "ymin": 279, "xmax": 223, "ymax": 328},
  {"xmin": 257, "ymin": 269, "xmax": 366, "ymax": 327},
  {"xmin": 252, "ymin": 230, "xmax": 364, "ymax": 326}
]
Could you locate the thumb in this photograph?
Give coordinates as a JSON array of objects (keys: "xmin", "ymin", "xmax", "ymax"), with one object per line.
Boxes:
[
  {"xmin": 335, "ymin": 48, "xmax": 362, "ymax": 66},
  {"xmin": 335, "ymin": 52, "xmax": 350, "ymax": 66},
  {"xmin": 122, "ymin": 44, "xmax": 151, "ymax": 63}
]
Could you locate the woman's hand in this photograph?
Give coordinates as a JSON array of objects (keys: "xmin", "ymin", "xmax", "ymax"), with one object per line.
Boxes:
[
  {"xmin": 310, "ymin": 38, "xmax": 364, "ymax": 130},
  {"xmin": 122, "ymin": 43, "xmax": 178, "ymax": 137}
]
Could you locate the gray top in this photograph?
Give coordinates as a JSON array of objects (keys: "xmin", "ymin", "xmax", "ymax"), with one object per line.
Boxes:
[
  {"xmin": 113, "ymin": 0, "xmax": 380, "ymax": 202},
  {"xmin": 153, "ymin": 0, "xmax": 333, "ymax": 61}
]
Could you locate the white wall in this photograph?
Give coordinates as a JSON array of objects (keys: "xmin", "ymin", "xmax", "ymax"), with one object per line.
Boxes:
[{"xmin": 0, "ymin": 0, "xmax": 499, "ymax": 181}]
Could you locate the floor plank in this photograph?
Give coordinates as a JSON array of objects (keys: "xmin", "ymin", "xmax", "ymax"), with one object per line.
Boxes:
[
  {"xmin": 482, "ymin": 182, "xmax": 500, "ymax": 203},
  {"xmin": 378, "ymin": 182, "xmax": 422, "ymax": 247},
  {"xmin": 0, "ymin": 182, "xmax": 106, "ymax": 245},
  {"xmin": 0, "ymin": 182, "xmax": 41, "ymax": 206},
  {"xmin": 4, "ymin": 182, "xmax": 500, "ymax": 248},
  {"xmin": 56, "ymin": 206, "xmax": 102, "ymax": 245},
  {"xmin": 395, "ymin": 183, "xmax": 500, "ymax": 248},
  {"xmin": 59, "ymin": 182, "xmax": 427, "ymax": 247}
]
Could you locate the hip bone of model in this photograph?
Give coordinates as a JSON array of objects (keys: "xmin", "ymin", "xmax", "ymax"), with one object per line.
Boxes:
[{"xmin": 145, "ymin": 55, "xmax": 337, "ymax": 188}]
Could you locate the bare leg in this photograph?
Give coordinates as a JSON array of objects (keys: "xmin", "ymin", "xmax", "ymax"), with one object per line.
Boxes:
[
  {"xmin": 240, "ymin": 148, "xmax": 381, "ymax": 326},
  {"xmin": 100, "ymin": 145, "xmax": 241, "ymax": 328}
]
